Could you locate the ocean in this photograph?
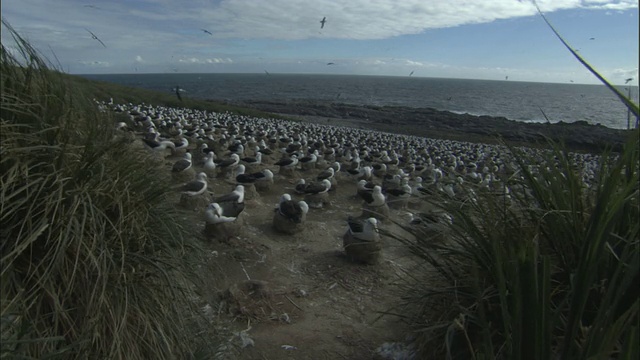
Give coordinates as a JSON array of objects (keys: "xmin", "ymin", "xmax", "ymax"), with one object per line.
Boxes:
[{"xmin": 81, "ymin": 73, "xmax": 639, "ymax": 129}]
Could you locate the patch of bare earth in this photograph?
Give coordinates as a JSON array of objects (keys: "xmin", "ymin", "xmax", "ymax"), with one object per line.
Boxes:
[{"xmin": 165, "ymin": 147, "xmax": 422, "ymax": 359}]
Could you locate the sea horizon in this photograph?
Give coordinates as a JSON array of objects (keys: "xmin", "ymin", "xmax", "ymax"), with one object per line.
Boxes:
[{"xmin": 80, "ymin": 73, "xmax": 639, "ymax": 130}]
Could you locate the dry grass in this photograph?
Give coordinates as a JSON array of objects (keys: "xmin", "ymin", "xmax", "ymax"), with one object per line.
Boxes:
[{"xmin": 1, "ymin": 21, "xmax": 219, "ymax": 359}]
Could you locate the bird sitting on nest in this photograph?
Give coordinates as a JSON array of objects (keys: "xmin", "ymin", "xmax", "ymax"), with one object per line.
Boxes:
[
  {"xmin": 299, "ymin": 150, "xmax": 318, "ymax": 171},
  {"xmin": 252, "ymin": 169, "xmax": 275, "ymax": 192},
  {"xmin": 203, "ymin": 152, "xmax": 217, "ymax": 178},
  {"xmin": 181, "ymin": 172, "xmax": 208, "ymax": 197},
  {"xmin": 316, "ymin": 167, "xmax": 337, "ymax": 190},
  {"xmin": 274, "ymin": 154, "xmax": 299, "ymax": 176},
  {"xmin": 347, "ymin": 166, "xmax": 372, "ymax": 182},
  {"xmin": 172, "ymin": 151, "xmax": 195, "ymax": 181},
  {"xmin": 141, "ymin": 138, "xmax": 176, "ymax": 157},
  {"xmin": 213, "ymin": 185, "xmax": 245, "ymax": 216},
  {"xmin": 204, "ymin": 200, "xmax": 245, "ymax": 239},
  {"xmin": 273, "ymin": 193, "xmax": 309, "ymax": 234},
  {"xmin": 241, "ymin": 152, "xmax": 262, "ymax": 172},
  {"xmin": 343, "ymin": 216, "xmax": 382, "ymax": 265},
  {"xmin": 297, "ymin": 179, "xmax": 332, "ymax": 209},
  {"xmin": 216, "ymin": 153, "xmax": 240, "ymax": 178},
  {"xmin": 361, "ymin": 185, "xmax": 389, "ymax": 221},
  {"xmin": 384, "ymin": 177, "xmax": 412, "ymax": 209},
  {"xmin": 179, "ymin": 172, "xmax": 210, "ymax": 209}
]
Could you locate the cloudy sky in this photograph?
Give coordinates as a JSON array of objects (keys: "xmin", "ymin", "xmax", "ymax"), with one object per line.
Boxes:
[{"xmin": 1, "ymin": 0, "xmax": 638, "ymax": 84}]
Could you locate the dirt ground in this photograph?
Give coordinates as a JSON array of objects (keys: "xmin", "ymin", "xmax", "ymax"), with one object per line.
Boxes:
[{"xmin": 159, "ymin": 132, "xmax": 426, "ymax": 359}]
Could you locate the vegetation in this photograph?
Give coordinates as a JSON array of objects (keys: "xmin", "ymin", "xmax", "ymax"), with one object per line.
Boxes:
[
  {"xmin": 1, "ymin": 22, "xmax": 218, "ymax": 358},
  {"xmin": 390, "ymin": 135, "xmax": 638, "ymax": 358},
  {"xmin": 390, "ymin": 6, "xmax": 639, "ymax": 358}
]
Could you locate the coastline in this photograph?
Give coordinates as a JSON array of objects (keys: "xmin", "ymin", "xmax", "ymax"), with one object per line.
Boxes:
[{"xmin": 215, "ymin": 99, "xmax": 634, "ymax": 152}]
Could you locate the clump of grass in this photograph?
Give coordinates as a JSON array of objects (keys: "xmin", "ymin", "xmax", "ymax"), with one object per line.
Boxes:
[
  {"xmin": 1, "ymin": 21, "xmax": 216, "ymax": 358},
  {"xmin": 390, "ymin": 133, "xmax": 638, "ymax": 359}
]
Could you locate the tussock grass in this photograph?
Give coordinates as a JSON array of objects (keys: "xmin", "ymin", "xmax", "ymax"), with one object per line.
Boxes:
[
  {"xmin": 390, "ymin": 133, "xmax": 639, "ymax": 359},
  {"xmin": 1, "ymin": 22, "xmax": 216, "ymax": 358}
]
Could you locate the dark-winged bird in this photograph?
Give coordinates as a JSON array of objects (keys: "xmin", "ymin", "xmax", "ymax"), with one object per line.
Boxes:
[
  {"xmin": 625, "ymin": 78, "xmax": 634, "ymax": 84},
  {"xmin": 85, "ymin": 28, "xmax": 106, "ymax": 48},
  {"xmin": 409, "ymin": 70, "xmax": 414, "ymax": 76},
  {"xmin": 201, "ymin": 29, "xmax": 213, "ymax": 35},
  {"xmin": 320, "ymin": 17, "xmax": 327, "ymax": 29},
  {"xmin": 175, "ymin": 85, "xmax": 182, "ymax": 101},
  {"xmin": 327, "ymin": 62, "xmax": 335, "ymax": 65}
]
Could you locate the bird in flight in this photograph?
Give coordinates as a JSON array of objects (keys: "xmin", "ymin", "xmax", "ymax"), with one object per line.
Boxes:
[
  {"xmin": 625, "ymin": 77, "xmax": 634, "ymax": 84},
  {"xmin": 201, "ymin": 29, "xmax": 213, "ymax": 35},
  {"xmin": 409, "ymin": 70, "xmax": 414, "ymax": 77},
  {"xmin": 505, "ymin": 75, "xmax": 509, "ymax": 80},
  {"xmin": 175, "ymin": 85, "xmax": 183, "ymax": 101},
  {"xmin": 589, "ymin": 37, "xmax": 595, "ymax": 40},
  {"xmin": 85, "ymin": 28, "xmax": 106, "ymax": 48},
  {"xmin": 327, "ymin": 62, "xmax": 335, "ymax": 65},
  {"xmin": 264, "ymin": 69, "xmax": 270, "ymax": 76},
  {"xmin": 320, "ymin": 17, "xmax": 327, "ymax": 29}
]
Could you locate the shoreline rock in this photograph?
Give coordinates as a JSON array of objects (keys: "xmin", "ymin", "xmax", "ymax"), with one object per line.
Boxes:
[{"xmin": 214, "ymin": 99, "xmax": 635, "ymax": 153}]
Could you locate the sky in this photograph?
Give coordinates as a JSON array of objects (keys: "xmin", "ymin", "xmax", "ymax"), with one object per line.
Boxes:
[{"xmin": 1, "ymin": 0, "xmax": 638, "ymax": 85}]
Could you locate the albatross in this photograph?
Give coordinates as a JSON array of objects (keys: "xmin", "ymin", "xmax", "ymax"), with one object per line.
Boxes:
[
  {"xmin": 181, "ymin": 172, "xmax": 208, "ymax": 196},
  {"xmin": 276, "ymin": 194, "xmax": 309, "ymax": 224},
  {"xmin": 85, "ymin": 28, "xmax": 106, "ymax": 48}
]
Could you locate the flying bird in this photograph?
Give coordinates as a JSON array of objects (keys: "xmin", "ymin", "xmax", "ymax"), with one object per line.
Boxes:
[
  {"xmin": 175, "ymin": 85, "xmax": 183, "ymax": 101},
  {"xmin": 201, "ymin": 29, "xmax": 213, "ymax": 35},
  {"xmin": 85, "ymin": 28, "xmax": 106, "ymax": 48},
  {"xmin": 327, "ymin": 62, "xmax": 335, "ymax": 65},
  {"xmin": 589, "ymin": 37, "xmax": 595, "ymax": 40},
  {"xmin": 409, "ymin": 70, "xmax": 414, "ymax": 76},
  {"xmin": 505, "ymin": 75, "xmax": 509, "ymax": 80},
  {"xmin": 264, "ymin": 69, "xmax": 270, "ymax": 75},
  {"xmin": 625, "ymin": 77, "xmax": 633, "ymax": 84},
  {"xmin": 320, "ymin": 17, "xmax": 327, "ymax": 29}
]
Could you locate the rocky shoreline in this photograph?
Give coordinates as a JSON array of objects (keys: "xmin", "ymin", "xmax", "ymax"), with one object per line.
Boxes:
[{"xmin": 216, "ymin": 99, "xmax": 635, "ymax": 153}]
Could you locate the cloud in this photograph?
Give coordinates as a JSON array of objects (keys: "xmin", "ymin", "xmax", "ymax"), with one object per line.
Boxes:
[
  {"xmin": 178, "ymin": 57, "xmax": 233, "ymax": 64},
  {"xmin": 78, "ymin": 60, "xmax": 110, "ymax": 67},
  {"xmin": 1, "ymin": 0, "xmax": 636, "ymax": 79}
]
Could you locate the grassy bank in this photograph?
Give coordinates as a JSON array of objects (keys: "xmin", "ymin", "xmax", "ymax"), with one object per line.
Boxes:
[
  {"xmin": 389, "ymin": 133, "xmax": 639, "ymax": 359},
  {"xmin": 1, "ymin": 24, "xmax": 218, "ymax": 359}
]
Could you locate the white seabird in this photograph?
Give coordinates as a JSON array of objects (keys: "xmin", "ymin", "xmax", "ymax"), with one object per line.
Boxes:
[
  {"xmin": 172, "ymin": 151, "xmax": 193, "ymax": 173},
  {"xmin": 181, "ymin": 172, "xmax": 208, "ymax": 196},
  {"xmin": 276, "ymin": 194, "xmax": 309, "ymax": 224}
]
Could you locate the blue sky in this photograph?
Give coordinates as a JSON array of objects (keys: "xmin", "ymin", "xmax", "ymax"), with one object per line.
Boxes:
[{"xmin": 1, "ymin": 0, "xmax": 638, "ymax": 84}]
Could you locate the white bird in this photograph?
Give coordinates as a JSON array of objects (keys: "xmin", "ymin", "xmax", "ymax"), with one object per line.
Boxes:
[
  {"xmin": 362, "ymin": 185, "xmax": 386, "ymax": 207},
  {"xmin": 298, "ymin": 179, "xmax": 331, "ymax": 194},
  {"xmin": 316, "ymin": 167, "xmax": 335, "ymax": 181},
  {"xmin": 345, "ymin": 216, "xmax": 379, "ymax": 242},
  {"xmin": 205, "ymin": 202, "xmax": 241, "ymax": 224},
  {"xmin": 204, "ymin": 152, "xmax": 217, "ymax": 177},
  {"xmin": 276, "ymin": 194, "xmax": 309, "ymax": 224},
  {"xmin": 172, "ymin": 152, "xmax": 193, "ymax": 172},
  {"xmin": 181, "ymin": 172, "xmax": 208, "ymax": 196}
]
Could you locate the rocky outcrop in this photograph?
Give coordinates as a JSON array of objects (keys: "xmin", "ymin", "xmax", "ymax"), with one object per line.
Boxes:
[{"xmin": 222, "ymin": 99, "xmax": 634, "ymax": 153}]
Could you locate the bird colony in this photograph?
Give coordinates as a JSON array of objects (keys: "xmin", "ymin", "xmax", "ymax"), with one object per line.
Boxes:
[{"xmin": 109, "ymin": 100, "xmax": 604, "ymax": 265}]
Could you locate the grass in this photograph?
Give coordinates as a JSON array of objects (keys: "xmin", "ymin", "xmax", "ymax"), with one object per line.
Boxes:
[
  {"xmin": 388, "ymin": 133, "xmax": 638, "ymax": 359},
  {"xmin": 1, "ymin": 22, "xmax": 219, "ymax": 358},
  {"xmin": 387, "ymin": 5, "xmax": 639, "ymax": 357}
]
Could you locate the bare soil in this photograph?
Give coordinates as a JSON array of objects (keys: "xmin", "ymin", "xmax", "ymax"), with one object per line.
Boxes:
[{"xmin": 163, "ymin": 148, "xmax": 424, "ymax": 359}]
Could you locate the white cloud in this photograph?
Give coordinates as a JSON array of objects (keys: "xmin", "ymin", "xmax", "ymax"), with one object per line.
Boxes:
[
  {"xmin": 1, "ymin": 0, "xmax": 636, "ymax": 79},
  {"xmin": 78, "ymin": 60, "xmax": 110, "ymax": 67},
  {"xmin": 178, "ymin": 57, "xmax": 233, "ymax": 64}
]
